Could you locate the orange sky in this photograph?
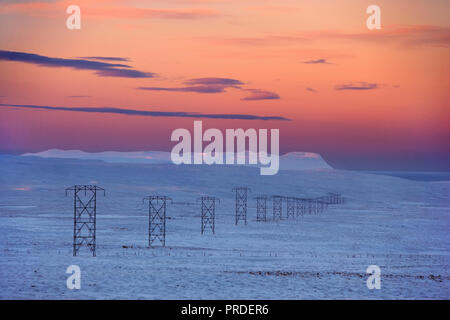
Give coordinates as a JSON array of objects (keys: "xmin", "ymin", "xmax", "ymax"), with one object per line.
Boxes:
[{"xmin": 0, "ymin": 0, "xmax": 449, "ymax": 170}]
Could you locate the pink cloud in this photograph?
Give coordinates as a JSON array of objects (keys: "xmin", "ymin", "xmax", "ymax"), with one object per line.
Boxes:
[
  {"xmin": 205, "ymin": 25, "xmax": 450, "ymax": 48},
  {"xmin": 0, "ymin": 1, "xmax": 219, "ymax": 20}
]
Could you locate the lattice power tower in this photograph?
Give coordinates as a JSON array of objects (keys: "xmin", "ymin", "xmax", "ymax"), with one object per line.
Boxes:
[
  {"xmin": 66, "ymin": 185, "xmax": 105, "ymax": 257},
  {"xmin": 326, "ymin": 192, "xmax": 343, "ymax": 205},
  {"xmin": 198, "ymin": 196, "xmax": 220, "ymax": 234},
  {"xmin": 143, "ymin": 196, "xmax": 172, "ymax": 246},
  {"xmin": 272, "ymin": 195, "xmax": 284, "ymax": 221},
  {"xmin": 233, "ymin": 187, "xmax": 250, "ymax": 225},
  {"xmin": 296, "ymin": 198, "xmax": 305, "ymax": 218},
  {"xmin": 255, "ymin": 196, "xmax": 267, "ymax": 222},
  {"xmin": 286, "ymin": 197, "xmax": 296, "ymax": 219},
  {"xmin": 316, "ymin": 197, "xmax": 327, "ymax": 214}
]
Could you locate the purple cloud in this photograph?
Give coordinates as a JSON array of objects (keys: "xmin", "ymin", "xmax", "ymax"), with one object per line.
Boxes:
[
  {"xmin": 138, "ymin": 77, "xmax": 280, "ymax": 101},
  {"xmin": 335, "ymin": 82, "xmax": 379, "ymax": 91},
  {"xmin": 185, "ymin": 78, "xmax": 244, "ymax": 86},
  {"xmin": 78, "ymin": 56, "xmax": 130, "ymax": 62},
  {"xmin": 138, "ymin": 86, "xmax": 227, "ymax": 93},
  {"xmin": 96, "ymin": 68, "xmax": 153, "ymax": 78},
  {"xmin": 138, "ymin": 77, "xmax": 243, "ymax": 94},
  {"xmin": 0, "ymin": 50, "xmax": 155, "ymax": 78},
  {"xmin": 241, "ymin": 89, "xmax": 280, "ymax": 101},
  {"xmin": 303, "ymin": 59, "xmax": 331, "ymax": 64},
  {"xmin": 0, "ymin": 103, "xmax": 290, "ymax": 121}
]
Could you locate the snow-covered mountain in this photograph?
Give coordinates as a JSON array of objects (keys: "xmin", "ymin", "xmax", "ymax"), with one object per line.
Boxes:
[
  {"xmin": 21, "ymin": 149, "xmax": 172, "ymax": 164},
  {"xmin": 21, "ymin": 149, "xmax": 333, "ymax": 171},
  {"xmin": 279, "ymin": 152, "xmax": 332, "ymax": 170}
]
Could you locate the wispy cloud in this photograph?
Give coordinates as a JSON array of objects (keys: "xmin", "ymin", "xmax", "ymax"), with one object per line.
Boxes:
[
  {"xmin": 0, "ymin": 103, "xmax": 290, "ymax": 121},
  {"xmin": 0, "ymin": 2, "xmax": 219, "ymax": 20},
  {"xmin": 138, "ymin": 77, "xmax": 280, "ymax": 101},
  {"xmin": 205, "ymin": 25, "xmax": 450, "ymax": 49},
  {"xmin": 138, "ymin": 86, "xmax": 227, "ymax": 93},
  {"xmin": 185, "ymin": 78, "xmax": 243, "ymax": 86},
  {"xmin": 96, "ymin": 68, "xmax": 153, "ymax": 78},
  {"xmin": 323, "ymin": 25, "xmax": 450, "ymax": 48},
  {"xmin": 138, "ymin": 77, "xmax": 243, "ymax": 94},
  {"xmin": 77, "ymin": 56, "xmax": 130, "ymax": 62},
  {"xmin": 303, "ymin": 58, "xmax": 331, "ymax": 64},
  {"xmin": 306, "ymin": 87, "xmax": 317, "ymax": 93},
  {"xmin": 207, "ymin": 35, "xmax": 311, "ymax": 47},
  {"xmin": 0, "ymin": 50, "xmax": 154, "ymax": 78},
  {"xmin": 335, "ymin": 82, "xmax": 379, "ymax": 91},
  {"xmin": 86, "ymin": 7, "xmax": 219, "ymax": 20},
  {"xmin": 241, "ymin": 89, "xmax": 280, "ymax": 101}
]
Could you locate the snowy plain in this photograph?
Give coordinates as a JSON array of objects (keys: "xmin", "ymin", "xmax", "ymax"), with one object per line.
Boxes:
[{"xmin": 0, "ymin": 151, "xmax": 449, "ymax": 299}]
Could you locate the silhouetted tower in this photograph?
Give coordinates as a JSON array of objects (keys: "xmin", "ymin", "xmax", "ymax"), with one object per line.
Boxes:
[
  {"xmin": 326, "ymin": 192, "xmax": 342, "ymax": 205},
  {"xmin": 286, "ymin": 197, "xmax": 296, "ymax": 219},
  {"xmin": 255, "ymin": 196, "xmax": 267, "ymax": 222},
  {"xmin": 143, "ymin": 196, "xmax": 172, "ymax": 246},
  {"xmin": 316, "ymin": 197, "xmax": 327, "ymax": 213},
  {"xmin": 233, "ymin": 187, "xmax": 250, "ymax": 225},
  {"xmin": 325, "ymin": 193, "xmax": 333, "ymax": 205},
  {"xmin": 305, "ymin": 198, "xmax": 314, "ymax": 214},
  {"xmin": 198, "ymin": 196, "xmax": 219, "ymax": 234},
  {"xmin": 66, "ymin": 185, "xmax": 105, "ymax": 257},
  {"xmin": 296, "ymin": 198, "xmax": 306, "ymax": 218},
  {"xmin": 272, "ymin": 195, "xmax": 283, "ymax": 221},
  {"xmin": 312, "ymin": 199, "xmax": 319, "ymax": 215}
]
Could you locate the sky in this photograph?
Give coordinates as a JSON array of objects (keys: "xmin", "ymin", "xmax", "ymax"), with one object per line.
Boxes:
[{"xmin": 0, "ymin": 0, "xmax": 449, "ymax": 170}]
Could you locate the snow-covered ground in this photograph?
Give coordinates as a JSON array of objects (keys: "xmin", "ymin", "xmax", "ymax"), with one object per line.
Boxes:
[{"xmin": 0, "ymin": 152, "xmax": 449, "ymax": 299}]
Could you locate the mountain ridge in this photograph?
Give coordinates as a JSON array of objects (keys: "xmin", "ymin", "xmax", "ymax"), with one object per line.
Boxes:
[{"xmin": 21, "ymin": 149, "xmax": 333, "ymax": 171}]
